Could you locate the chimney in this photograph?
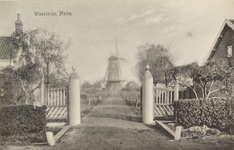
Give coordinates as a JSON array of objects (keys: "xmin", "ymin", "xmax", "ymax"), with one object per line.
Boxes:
[{"xmin": 15, "ymin": 13, "xmax": 23, "ymax": 35}]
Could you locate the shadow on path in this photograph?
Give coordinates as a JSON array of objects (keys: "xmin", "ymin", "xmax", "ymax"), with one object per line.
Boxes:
[{"xmin": 89, "ymin": 113, "xmax": 142, "ymax": 122}]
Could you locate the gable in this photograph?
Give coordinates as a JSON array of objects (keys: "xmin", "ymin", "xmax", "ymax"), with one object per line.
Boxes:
[{"xmin": 205, "ymin": 19, "xmax": 234, "ymax": 63}]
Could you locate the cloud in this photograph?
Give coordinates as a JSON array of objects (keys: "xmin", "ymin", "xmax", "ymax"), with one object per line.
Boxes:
[
  {"xmin": 127, "ymin": 8, "xmax": 155, "ymax": 21},
  {"xmin": 144, "ymin": 14, "xmax": 164, "ymax": 25},
  {"xmin": 116, "ymin": 17, "xmax": 125, "ymax": 23},
  {"xmin": 142, "ymin": 9, "xmax": 154, "ymax": 16},
  {"xmin": 160, "ymin": 25, "xmax": 182, "ymax": 35},
  {"xmin": 128, "ymin": 14, "xmax": 139, "ymax": 21}
]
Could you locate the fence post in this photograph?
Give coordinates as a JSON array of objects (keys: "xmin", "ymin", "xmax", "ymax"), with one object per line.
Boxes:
[
  {"xmin": 69, "ymin": 66, "xmax": 81, "ymax": 126},
  {"xmin": 88, "ymin": 98, "xmax": 91, "ymax": 106},
  {"xmin": 140, "ymin": 84, "xmax": 143, "ymax": 116},
  {"xmin": 174, "ymin": 80, "xmax": 179, "ymax": 124},
  {"xmin": 135, "ymin": 99, "xmax": 138, "ymax": 108},
  {"xmin": 40, "ymin": 77, "xmax": 45, "ymax": 104},
  {"xmin": 142, "ymin": 64, "xmax": 154, "ymax": 124}
]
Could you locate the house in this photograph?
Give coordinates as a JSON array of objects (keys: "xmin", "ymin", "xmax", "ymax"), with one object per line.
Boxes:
[
  {"xmin": 205, "ymin": 18, "xmax": 234, "ymax": 97},
  {"xmin": 122, "ymin": 80, "xmax": 141, "ymax": 91},
  {"xmin": 0, "ymin": 14, "xmax": 23, "ymax": 71},
  {"xmin": 205, "ymin": 19, "xmax": 234, "ymax": 66}
]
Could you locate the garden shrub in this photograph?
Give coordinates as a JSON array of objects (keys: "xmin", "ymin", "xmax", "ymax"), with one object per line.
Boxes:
[
  {"xmin": 81, "ymin": 93, "xmax": 88, "ymax": 100},
  {"xmin": 177, "ymin": 97, "xmax": 234, "ymax": 132},
  {"xmin": 0, "ymin": 105, "xmax": 47, "ymax": 136},
  {"xmin": 181, "ymin": 125, "xmax": 221, "ymax": 138},
  {"xmin": 1, "ymin": 131, "xmax": 46, "ymax": 145}
]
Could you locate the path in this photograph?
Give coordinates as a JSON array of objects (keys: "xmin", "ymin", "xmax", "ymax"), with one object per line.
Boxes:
[
  {"xmin": 80, "ymin": 91, "xmax": 147, "ymax": 129},
  {"xmin": 3, "ymin": 91, "xmax": 234, "ymax": 150},
  {"xmin": 44, "ymin": 91, "xmax": 233, "ymax": 150}
]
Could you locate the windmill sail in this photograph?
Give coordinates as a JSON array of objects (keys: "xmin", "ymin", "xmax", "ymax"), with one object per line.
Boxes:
[{"xmin": 115, "ymin": 37, "xmax": 118, "ymax": 56}]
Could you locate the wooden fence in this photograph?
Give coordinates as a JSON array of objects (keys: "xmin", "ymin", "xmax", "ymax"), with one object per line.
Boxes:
[
  {"xmin": 154, "ymin": 86, "xmax": 174, "ymax": 117},
  {"xmin": 46, "ymin": 87, "xmax": 68, "ymax": 119},
  {"xmin": 121, "ymin": 92, "xmax": 141, "ymax": 110}
]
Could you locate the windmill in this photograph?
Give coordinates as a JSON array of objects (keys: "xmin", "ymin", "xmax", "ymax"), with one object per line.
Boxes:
[{"xmin": 103, "ymin": 38, "xmax": 126, "ymax": 91}]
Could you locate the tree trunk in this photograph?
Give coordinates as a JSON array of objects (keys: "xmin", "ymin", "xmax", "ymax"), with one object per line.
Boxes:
[
  {"xmin": 15, "ymin": 73, "xmax": 29, "ymax": 104},
  {"xmin": 25, "ymin": 92, "xmax": 29, "ymax": 104},
  {"xmin": 192, "ymin": 88, "xmax": 198, "ymax": 99},
  {"xmin": 203, "ymin": 87, "xmax": 206, "ymax": 98}
]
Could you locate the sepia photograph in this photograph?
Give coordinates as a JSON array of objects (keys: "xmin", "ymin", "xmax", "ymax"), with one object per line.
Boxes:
[{"xmin": 0, "ymin": 0, "xmax": 234, "ymax": 149}]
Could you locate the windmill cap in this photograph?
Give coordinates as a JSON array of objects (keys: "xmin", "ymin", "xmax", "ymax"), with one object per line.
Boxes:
[{"xmin": 108, "ymin": 56, "xmax": 119, "ymax": 61}]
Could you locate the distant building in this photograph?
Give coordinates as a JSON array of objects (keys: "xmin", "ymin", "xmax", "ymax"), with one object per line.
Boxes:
[
  {"xmin": 126, "ymin": 80, "xmax": 141, "ymax": 91},
  {"xmin": 0, "ymin": 14, "xmax": 23, "ymax": 70},
  {"xmin": 122, "ymin": 80, "xmax": 141, "ymax": 91}
]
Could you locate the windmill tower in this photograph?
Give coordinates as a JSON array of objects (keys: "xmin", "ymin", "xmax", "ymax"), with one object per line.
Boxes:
[{"xmin": 103, "ymin": 39, "xmax": 126, "ymax": 91}]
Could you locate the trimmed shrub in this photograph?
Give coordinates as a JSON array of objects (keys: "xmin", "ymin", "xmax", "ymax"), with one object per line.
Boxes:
[
  {"xmin": 177, "ymin": 97, "xmax": 234, "ymax": 132},
  {"xmin": 1, "ymin": 131, "xmax": 46, "ymax": 145},
  {"xmin": 0, "ymin": 105, "xmax": 47, "ymax": 136}
]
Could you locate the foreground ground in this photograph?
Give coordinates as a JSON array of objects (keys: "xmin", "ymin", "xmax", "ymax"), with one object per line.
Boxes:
[{"xmin": 2, "ymin": 91, "xmax": 234, "ymax": 150}]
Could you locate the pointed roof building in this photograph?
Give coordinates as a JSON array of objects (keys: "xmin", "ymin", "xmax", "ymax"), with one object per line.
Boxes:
[
  {"xmin": 205, "ymin": 19, "xmax": 234, "ymax": 66},
  {"xmin": 0, "ymin": 14, "xmax": 23, "ymax": 70}
]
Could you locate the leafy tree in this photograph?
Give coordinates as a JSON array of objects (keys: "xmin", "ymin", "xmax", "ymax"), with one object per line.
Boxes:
[
  {"xmin": 196, "ymin": 60, "xmax": 233, "ymax": 98},
  {"xmin": 173, "ymin": 62, "xmax": 200, "ymax": 98},
  {"xmin": 173, "ymin": 60, "xmax": 233, "ymax": 99},
  {"xmin": 92, "ymin": 80, "xmax": 102, "ymax": 88},
  {"xmin": 136, "ymin": 43, "xmax": 174, "ymax": 85},
  {"xmin": 82, "ymin": 81, "xmax": 92, "ymax": 89},
  {"xmin": 1, "ymin": 28, "xmax": 70, "ymax": 104}
]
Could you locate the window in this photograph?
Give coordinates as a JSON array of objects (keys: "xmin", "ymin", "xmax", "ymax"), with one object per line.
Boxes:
[{"xmin": 227, "ymin": 46, "xmax": 232, "ymax": 57}]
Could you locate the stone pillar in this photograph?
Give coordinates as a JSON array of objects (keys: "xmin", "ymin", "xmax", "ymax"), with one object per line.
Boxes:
[
  {"xmin": 174, "ymin": 80, "xmax": 179, "ymax": 123},
  {"xmin": 142, "ymin": 64, "xmax": 154, "ymax": 124},
  {"xmin": 69, "ymin": 66, "xmax": 80, "ymax": 125}
]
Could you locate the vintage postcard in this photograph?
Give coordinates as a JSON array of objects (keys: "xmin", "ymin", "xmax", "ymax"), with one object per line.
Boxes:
[{"xmin": 0, "ymin": 0, "xmax": 234, "ymax": 149}]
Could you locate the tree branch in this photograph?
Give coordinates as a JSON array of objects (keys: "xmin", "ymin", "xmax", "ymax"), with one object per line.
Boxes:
[
  {"xmin": 206, "ymin": 86, "xmax": 225, "ymax": 98},
  {"xmin": 178, "ymin": 80, "xmax": 198, "ymax": 99},
  {"xmin": 29, "ymin": 84, "xmax": 40, "ymax": 94}
]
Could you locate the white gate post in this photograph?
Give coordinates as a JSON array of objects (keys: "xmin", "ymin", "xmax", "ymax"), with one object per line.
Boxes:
[
  {"xmin": 40, "ymin": 77, "xmax": 45, "ymax": 104},
  {"xmin": 69, "ymin": 66, "xmax": 81, "ymax": 126},
  {"xmin": 174, "ymin": 80, "xmax": 179, "ymax": 123},
  {"xmin": 142, "ymin": 64, "xmax": 154, "ymax": 124},
  {"xmin": 174, "ymin": 80, "xmax": 179, "ymax": 101}
]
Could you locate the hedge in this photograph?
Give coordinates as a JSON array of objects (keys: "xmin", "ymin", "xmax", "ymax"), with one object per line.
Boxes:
[
  {"xmin": 0, "ymin": 105, "xmax": 47, "ymax": 136},
  {"xmin": 177, "ymin": 97, "xmax": 234, "ymax": 132}
]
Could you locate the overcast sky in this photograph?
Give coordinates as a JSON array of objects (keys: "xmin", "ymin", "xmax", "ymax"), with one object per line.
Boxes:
[{"xmin": 1, "ymin": 0, "xmax": 234, "ymax": 83}]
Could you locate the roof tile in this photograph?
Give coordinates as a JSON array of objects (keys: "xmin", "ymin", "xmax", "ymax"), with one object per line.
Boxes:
[
  {"xmin": 0, "ymin": 36, "xmax": 16, "ymax": 60},
  {"xmin": 229, "ymin": 19, "xmax": 234, "ymax": 24}
]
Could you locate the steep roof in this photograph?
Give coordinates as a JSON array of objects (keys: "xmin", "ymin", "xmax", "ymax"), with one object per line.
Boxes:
[
  {"xmin": 229, "ymin": 19, "xmax": 234, "ymax": 24},
  {"xmin": 0, "ymin": 36, "xmax": 15, "ymax": 60},
  {"xmin": 205, "ymin": 19, "xmax": 234, "ymax": 63}
]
